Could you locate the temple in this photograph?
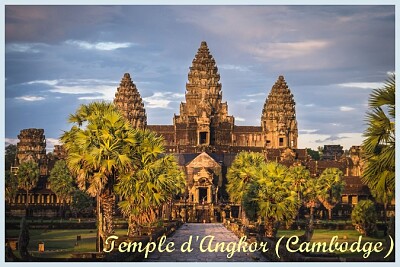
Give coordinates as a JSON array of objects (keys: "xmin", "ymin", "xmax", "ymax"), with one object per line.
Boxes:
[{"xmin": 7, "ymin": 41, "xmax": 385, "ymax": 221}]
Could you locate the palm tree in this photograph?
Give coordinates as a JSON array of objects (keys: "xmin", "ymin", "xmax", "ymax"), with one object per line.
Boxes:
[
  {"xmin": 115, "ymin": 130, "xmax": 185, "ymax": 236},
  {"xmin": 362, "ymin": 74, "xmax": 395, "ymax": 223},
  {"xmin": 253, "ymin": 162, "xmax": 298, "ymax": 238},
  {"xmin": 226, "ymin": 152, "xmax": 265, "ymax": 221},
  {"xmin": 317, "ymin": 168, "xmax": 345, "ymax": 220},
  {"xmin": 49, "ymin": 160, "xmax": 75, "ymax": 218},
  {"xmin": 287, "ymin": 165, "xmax": 310, "ymax": 221},
  {"xmin": 61, "ymin": 101, "xmax": 137, "ymax": 252},
  {"xmin": 16, "ymin": 161, "xmax": 40, "ymax": 216}
]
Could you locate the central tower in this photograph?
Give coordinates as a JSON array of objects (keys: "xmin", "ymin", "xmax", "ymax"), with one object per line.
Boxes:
[{"xmin": 174, "ymin": 41, "xmax": 234, "ymax": 151}]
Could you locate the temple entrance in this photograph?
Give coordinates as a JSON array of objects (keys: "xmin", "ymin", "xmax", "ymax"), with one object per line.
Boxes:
[
  {"xmin": 199, "ymin": 132, "xmax": 208, "ymax": 145},
  {"xmin": 199, "ymin": 187, "xmax": 208, "ymax": 203},
  {"xmin": 197, "ymin": 205, "xmax": 210, "ymax": 223}
]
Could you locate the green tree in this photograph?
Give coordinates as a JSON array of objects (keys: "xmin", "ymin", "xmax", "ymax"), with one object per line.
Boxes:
[
  {"xmin": 287, "ymin": 165, "xmax": 310, "ymax": 213},
  {"xmin": 5, "ymin": 170, "xmax": 19, "ymax": 204},
  {"xmin": 226, "ymin": 152, "xmax": 265, "ymax": 220},
  {"xmin": 49, "ymin": 160, "xmax": 75, "ymax": 218},
  {"xmin": 317, "ymin": 168, "xmax": 345, "ymax": 220},
  {"xmin": 16, "ymin": 161, "xmax": 40, "ymax": 216},
  {"xmin": 362, "ymin": 74, "xmax": 395, "ymax": 224},
  {"xmin": 5, "ymin": 144, "xmax": 17, "ymax": 172},
  {"xmin": 70, "ymin": 189, "xmax": 95, "ymax": 218},
  {"xmin": 61, "ymin": 101, "xmax": 137, "ymax": 252},
  {"xmin": 115, "ymin": 130, "xmax": 185, "ymax": 236},
  {"xmin": 252, "ymin": 162, "xmax": 298, "ymax": 238},
  {"xmin": 306, "ymin": 148, "xmax": 320, "ymax": 160},
  {"xmin": 351, "ymin": 200, "xmax": 378, "ymax": 237}
]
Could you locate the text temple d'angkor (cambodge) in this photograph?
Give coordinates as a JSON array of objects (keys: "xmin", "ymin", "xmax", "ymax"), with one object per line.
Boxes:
[{"xmin": 8, "ymin": 41, "xmax": 377, "ymax": 221}]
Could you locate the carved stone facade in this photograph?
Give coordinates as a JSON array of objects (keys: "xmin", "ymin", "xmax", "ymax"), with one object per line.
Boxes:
[
  {"xmin": 16, "ymin": 128, "xmax": 47, "ymax": 176},
  {"xmin": 119, "ymin": 41, "xmax": 298, "ymax": 153},
  {"xmin": 261, "ymin": 75, "xmax": 298, "ymax": 149},
  {"xmin": 173, "ymin": 41, "xmax": 234, "ymax": 151},
  {"xmin": 114, "ymin": 73, "xmax": 147, "ymax": 129}
]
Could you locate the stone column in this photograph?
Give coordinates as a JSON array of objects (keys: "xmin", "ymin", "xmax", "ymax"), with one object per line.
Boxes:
[{"xmin": 207, "ymin": 186, "xmax": 212, "ymax": 204}]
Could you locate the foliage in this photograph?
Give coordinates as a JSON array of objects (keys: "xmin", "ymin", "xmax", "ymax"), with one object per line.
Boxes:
[
  {"xmin": 226, "ymin": 151, "xmax": 265, "ymax": 204},
  {"xmin": 49, "ymin": 160, "xmax": 75, "ymax": 206},
  {"xmin": 254, "ymin": 162, "xmax": 299, "ymax": 237},
  {"xmin": 115, "ymin": 130, "xmax": 186, "ymax": 236},
  {"xmin": 306, "ymin": 148, "xmax": 320, "ymax": 160},
  {"xmin": 351, "ymin": 200, "xmax": 378, "ymax": 236},
  {"xmin": 362, "ymin": 74, "xmax": 395, "ymax": 210},
  {"xmin": 317, "ymin": 168, "xmax": 345, "ymax": 220},
  {"xmin": 5, "ymin": 144, "xmax": 17, "ymax": 172},
  {"xmin": 16, "ymin": 160, "xmax": 40, "ymax": 210},
  {"xmin": 5, "ymin": 170, "xmax": 18, "ymax": 203},
  {"xmin": 61, "ymin": 101, "xmax": 137, "ymax": 251},
  {"xmin": 70, "ymin": 189, "xmax": 95, "ymax": 218}
]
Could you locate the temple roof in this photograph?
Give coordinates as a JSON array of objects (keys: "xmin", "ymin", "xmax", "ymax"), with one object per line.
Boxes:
[{"xmin": 114, "ymin": 73, "xmax": 147, "ymax": 129}]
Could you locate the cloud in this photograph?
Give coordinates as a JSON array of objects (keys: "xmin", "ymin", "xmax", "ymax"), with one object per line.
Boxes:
[
  {"xmin": 299, "ymin": 129, "xmax": 318, "ymax": 134},
  {"xmin": 46, "ymin": 138, "xmax": 61, "ymax": 152},
  {"xmin": 248, "ymin": 40, "xmax": 329, "ymax": 60},
  {"xmin": 5, "ymin": 138, "xmax": 18, "ymax": 146},
  {"xmin": 25, "ymin": 78, "xmax": 119, "ymax": 101},
  {"xmin": 338, "ymin": 82, "xmax": 384, "ymax": 89},
  {"xmin": 235, "ymin": 117, "xmax": 245, "ymax": 122},
  {"xmin": 15, "ymin": 95, "xmax": 45, "ymax": 101},
  {"xmin": 65, "ymin": 40, "xmax": 134, "ymax": 51},
  {"xmin": 219, "ymin": 64, "xmax": 249, "ymax": 72},
  {"xmin": 143, "ymin": 92, "xmax": 184, "ymax": 109},
  {"xmin": 304, "ymin": 103, "xmax": 315, "ymax": 107},
  {"xmin": 25, "ymin": 80, "xmax": 58, "ymax": 86},
  {"xmin": 340, "ymin": 106, "xmax": 355, "ymax": 112},
  {"xmin": 6, "ymin": 43, "xmax": 46, "ymax": 53}
]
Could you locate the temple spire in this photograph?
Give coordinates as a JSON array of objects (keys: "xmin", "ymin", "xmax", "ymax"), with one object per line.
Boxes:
[
  {"xmin": 114, "ymin": 73, "xmax": 147, "ymax": 129},
  {"xmin": 261, "ymin": 75, "xmax": 298, "ymax": 148}
]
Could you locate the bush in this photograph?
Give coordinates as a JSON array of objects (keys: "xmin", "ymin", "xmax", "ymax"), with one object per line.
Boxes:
[{"xmin": 351, "ymin": 200, "xmax": 377, "ymax": 236}]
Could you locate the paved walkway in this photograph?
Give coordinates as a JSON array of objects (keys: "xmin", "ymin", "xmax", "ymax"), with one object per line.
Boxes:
[{"xmin": 146, "ymin": 223, "xmax": 267, "ymax": 262}]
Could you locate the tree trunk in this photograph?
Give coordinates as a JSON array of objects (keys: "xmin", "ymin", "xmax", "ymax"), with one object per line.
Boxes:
[
  {"xmin": 96, "ymin": 195, "xmax": 102, "ymax": 252},
  {"xmin": 100, "ymin": 190, "xmax": 114, "ymax": 252},
  {"xmin": 264, "ymin": 219, "xmax": 276, "ymax": 238},
  {"xmin": 328, "ymin": 208, "xmax": 332, "ymax": 220}
]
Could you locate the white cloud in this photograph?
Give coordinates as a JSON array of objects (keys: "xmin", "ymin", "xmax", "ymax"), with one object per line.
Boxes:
[
  {"xmin": 246, "ymin": 92, "xmax": 265, "ymax": 97},
  {"xmin": 143, "ymin": 92, "xmax": 184, "ymax": 109},
  {"xmin": 65, "ymin": 40, "xmax": 134, "ymax": 51},
  {"xmin": 46, "ymin": 138, "xmax": 61, "ymax": 152},
  {"xmin": 235, "ymin": 117, "xmax": 245, "ymax": 122},
  {"xmin": 219, "ymin": 64, "xmax": 249, "ymax": 72},
  {"xmin": 304, "ymin": 103, "xmax": 315, "ymax": 107},
  {"xmin": 338, "ymin": 82, "xmax": 384, "ymax": 89},
  {"xmin": 340, "ymin": 106, "xmax": 355, "ymax": 112},
  {"xmin": 6, "ymin": 43, "xmax": 44, "ymax": 53},
  {"xmin": 299, "ymin": 129, "xmax": 318, "ymax": 134},
  {"xmin": 25, "ymin": 80, "xmax": 59, "ymax": 86},
  {"xmin": 5, "ymin": 138, "xmax": 18, "ymax": 146},
  {"xmin": 248, "ymin": 40, "xmax": 329, "ymax": 60},
  {"xmin": 15, "ymin": 95, "xmax": 45, "ymax": 101}
]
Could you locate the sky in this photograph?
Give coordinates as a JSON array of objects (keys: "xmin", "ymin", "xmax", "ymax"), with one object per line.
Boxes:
[{"xmin": 4, "ymin": 5, "xmax": 395, "ymax": 151}]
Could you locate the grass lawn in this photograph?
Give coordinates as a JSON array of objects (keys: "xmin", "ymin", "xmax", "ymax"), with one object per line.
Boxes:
[
  {"xmin": 277, "ymin": 229, "xmax": 390, "ymax": 261},
  {"xmin": 7, "ymin": 228, "xmax": 128, "ymax": 259}
]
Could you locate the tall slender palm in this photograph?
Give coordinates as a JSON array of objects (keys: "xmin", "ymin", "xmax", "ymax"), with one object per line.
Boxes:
[
  {"xmin": 115, "ymin": 130, "xmax": 185, "ymax": 236},
  {"xmin": 253, "ymin": 162, "xmax": 298, "ymax": 238},
  {"xmin": 49, "ymin": 160, "xmax": 75, "ymax": 218},
  {"xmin": 362, "ymin": 74, "xmax": 395, "ymax": 223},
  {"xmin": 287, "ymin": 165, "xmax": 310, "ymax": 220},
  {"xmin": 61, "ymin": 101, "xmax": 137, "ymax": 252},
  {"xmin": 226, "ymin": 152, "xmax": 265, "ymax": 220},
  {"xmin": 317, "ymin": 168, "xmax": 345, "ymax": 220},
  {"xmin": 16, "ymin": 161, "xmax": 40, "ymax": 216}
]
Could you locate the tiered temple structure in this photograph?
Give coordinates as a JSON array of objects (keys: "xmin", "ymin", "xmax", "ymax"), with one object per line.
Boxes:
[
  {"xmin": 7, "ymin": 41, "xmax": 381, "ymax": 221},
  {"xmin": 114, "ymin": 73, "xmax": 147, "ymax": 129},
  {"xmin": 261, "ymin": 75, "xmax": 298, "ymax": 149}
]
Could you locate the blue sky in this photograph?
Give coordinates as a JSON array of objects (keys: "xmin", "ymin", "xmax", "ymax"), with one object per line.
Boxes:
[{"xmin": 5, "ymin": 5, "xmax": 395, "ymax": 150}]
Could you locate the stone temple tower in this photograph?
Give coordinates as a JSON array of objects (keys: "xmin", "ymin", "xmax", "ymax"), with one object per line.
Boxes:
[
  {"xmin": 261, "ymin": 75, "xmax": 298, "ymax": 149},
  {"xmin": 174, "ymin": 41, "xmax": 234, "ymax": 149},
  {"xmin": 114, "ymin": 73, "xmax": 147, "ymax": 129}
]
